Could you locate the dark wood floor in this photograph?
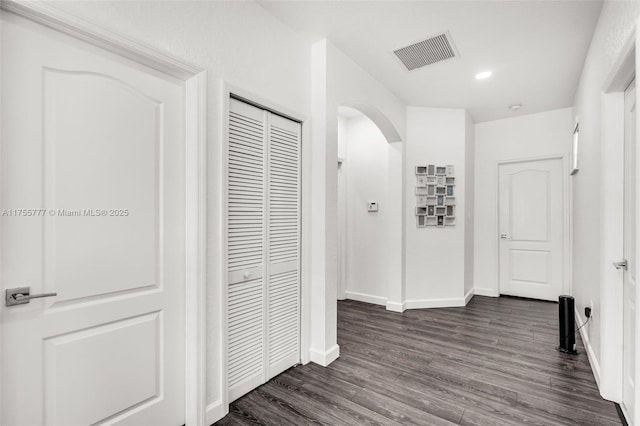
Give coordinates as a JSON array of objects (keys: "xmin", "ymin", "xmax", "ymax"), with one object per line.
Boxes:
[{"xmin": 216, "ymin": 296, "xmax": 621, "ymax": 425}]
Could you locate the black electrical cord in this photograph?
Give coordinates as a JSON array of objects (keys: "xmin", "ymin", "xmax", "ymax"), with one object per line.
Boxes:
[
  {"xmin": 561, "ymin": 316, "xmax": 590, "ymax": 341},
  {"xmin": 574, "ymin": 316, "xmax": 590, "ymax": 333}
]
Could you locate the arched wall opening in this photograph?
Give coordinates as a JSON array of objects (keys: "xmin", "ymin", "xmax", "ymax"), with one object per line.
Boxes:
[{"xmin": 337, "ymin": 105, "xmax": 402, "ymax": 307}]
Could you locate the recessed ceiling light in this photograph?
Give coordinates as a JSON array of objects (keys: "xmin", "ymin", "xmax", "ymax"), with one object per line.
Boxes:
[
  {"xmin": 475, "ymin": 71, "xmax": 492, "ymax": 80},
  {"xmin": 510, "ymin": 104, "xmax": 523, "ymax": 110}
]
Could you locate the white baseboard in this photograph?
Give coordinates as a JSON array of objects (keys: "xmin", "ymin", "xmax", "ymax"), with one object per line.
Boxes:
[
  {"xmin": 386, "ymin": 300, "xmax": 406, "ymax": 312},
  {"xmin": 464, "ymin": 288, "xmax": 474, "ymax": 305},
  {"xmin": 575, "ymin": 308, "xmax": 601, "ymax": 388},
  {"xmin": 309, "ymin": 344, "xmax": 340, "ymax": 367},
  {"xmin": 344, "ymin": 290, "xmax": 387, "ymax": 306},
  {"xmin": 405, "ymin": 297, "xmax": 466, "ymax": 309},
  {"xmin": 474, "ymin": 287, "xmax": 499, "ymax": 297},
  {"xmin": 206, "ymin": 399, "xmax": 227, "ymax": 425}
]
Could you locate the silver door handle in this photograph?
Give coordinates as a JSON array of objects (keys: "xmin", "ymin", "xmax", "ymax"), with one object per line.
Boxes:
[
  {"xmin": 613, "ymin": 259, "xmax": 628, "ymax": 270},
  {"xmin": 5, "ymin": 286, "xmax": 57, "ymax": 306},
  {"xmin": 500, "ymin": 234, "xmax": 508, "ymax": 239}
]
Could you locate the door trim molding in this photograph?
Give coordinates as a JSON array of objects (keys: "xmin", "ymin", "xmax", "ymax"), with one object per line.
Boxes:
[
  {"xmin": 495, "ymin": 154, "xmax": 571, "ymax": 299},
  {"xmin": 0, "ymin": 2, "xmax": 208, "ymax": 425},
  {"xmin": 0, "ymin": 0, "xmax": 200, "ymax": 79}
]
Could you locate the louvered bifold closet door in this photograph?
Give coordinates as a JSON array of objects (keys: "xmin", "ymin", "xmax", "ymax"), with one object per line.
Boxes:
[
  {"xmin": 227, "ymin": 99, "xmax": 266, "ymax": 402},
  {"xmin": 266, "ymin": 114, "xmax": 301, "ymax": 380}
]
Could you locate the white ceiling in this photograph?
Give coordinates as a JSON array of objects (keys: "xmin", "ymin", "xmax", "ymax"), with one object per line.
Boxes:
[{"xmin": 259, "ymin": 0, "xmax": 603, "ymax": 122}]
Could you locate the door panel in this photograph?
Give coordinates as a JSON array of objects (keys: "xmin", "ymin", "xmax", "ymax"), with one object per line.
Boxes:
[
  {"xmin": 1, "ymin": 12, "xmax": 185, "ymax": 426},
  {"xmin": 510, "ymin": 250, "xmax": 550, "ymax": 284},
  {"xmin": 509, "ymin": 170, "xmax": 549, "ymax": 242},
  {"xmin": 44, "ymin": 313, "xmax": 160, "ymax": 426},
  {"xmin": 228, "ymin": 278, "xmax": 264, "ymax": 400},
  {"xmin": 266, "ymin": 114, "xmax": 300, "ymax": 379},
  {"xmin": 227, "ymin": 99, "xmax": 266, "ymax": 401},
  {"xmin": 44, "ymin": 69, "xmax": 160, "ymax": 303},
  {"xmin": 499, "ymin": 159, "xmax": 564, "ymax": 301},
  {"xmin": 622, "ymin": 78, "xmax": 636, "ymax": 423}
]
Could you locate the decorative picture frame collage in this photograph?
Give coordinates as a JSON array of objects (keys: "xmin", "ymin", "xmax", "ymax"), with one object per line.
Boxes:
[{"xmin": 415, "ymin": 164, "xmax": 455, "ymax": 227}]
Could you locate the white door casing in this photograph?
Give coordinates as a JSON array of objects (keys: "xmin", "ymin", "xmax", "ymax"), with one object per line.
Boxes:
[
  {"xmin": 622, "ymin": 78, "xmax": 637, "ymax": 423},
  {"xmin": 1, "ymin": 10, "xmax": 192, "ymax": 425},
  {"xmin": 498, "ymin": 158, "xmax": 565, "ymax": 301},
  {"xmin": 226, "ymin": 98, "xmax": 301, "ymax": 402}
]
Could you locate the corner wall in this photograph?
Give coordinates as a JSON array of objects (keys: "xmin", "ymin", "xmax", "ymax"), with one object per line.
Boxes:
[
  {"xmin": 473, "ymin": 108, "xmax": 573, "ymax": 297},
  {"xmin": 404, "ymin": 107, "xmax": 469, "ymax": 307}
]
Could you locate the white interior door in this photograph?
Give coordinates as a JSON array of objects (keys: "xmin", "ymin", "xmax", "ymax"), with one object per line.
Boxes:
[
  {"xmin": 622, "ymin": 78, "xmax": 636, "ymax": 423},
  {"xmin": 1, "ymin": 12, "xmax": 186, "ymax": 425},
  {"xmin": 227, "ymin": 99, "xmax": 301, "ymax": 402},
  {"xmin": 498, "ymin": 158, "xmax": 564, "ymax": 301}
]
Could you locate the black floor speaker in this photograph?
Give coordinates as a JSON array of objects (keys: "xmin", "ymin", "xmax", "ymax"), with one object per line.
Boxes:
[{"xmin": 557, "ymin": 295, "xmax": 578, "ymax": 355}]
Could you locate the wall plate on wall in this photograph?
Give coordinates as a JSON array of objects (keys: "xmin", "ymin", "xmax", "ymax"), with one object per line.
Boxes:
[{"xmin": 368, "ymin": 202, "xmax": 379, "ymax": 212}]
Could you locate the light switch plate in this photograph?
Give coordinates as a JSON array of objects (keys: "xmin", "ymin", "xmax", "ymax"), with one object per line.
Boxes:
[{"xmin": 368, "ymin": 202, "xmax": 378, "ymax": 212}]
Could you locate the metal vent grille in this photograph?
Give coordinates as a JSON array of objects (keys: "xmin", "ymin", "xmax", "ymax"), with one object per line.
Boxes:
[{"xmin": 394, "ymin": 33, "xmax": 458, "ymax": 71}]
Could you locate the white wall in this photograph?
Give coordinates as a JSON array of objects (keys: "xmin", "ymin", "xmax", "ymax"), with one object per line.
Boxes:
[
  {"xmin": 473, "ymin": 108, "xmax": 573, "ymax": 297},
  {"xmin": 404, "ymin": 107, "xmax": 468, "ymax": 306},
  {"xmin": 337, "ymin": 116, "xmax": 348, "ymax": 300},
  {"xmin": 339, "ymin": 114, "xmax": 390, "ymax": 305},
  {"xmin": 571, "ymin": 0, "xmax": 640, "ymax": 400},
  {"xmin": 464, "ymin": 112, "xmax": 475, "ymax": 297},
  {"xmin": 49, "ymin": 1, "xmax": 312, "ymax": 422}
]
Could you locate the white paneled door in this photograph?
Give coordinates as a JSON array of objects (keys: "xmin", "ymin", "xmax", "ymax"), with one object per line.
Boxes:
[
  {"xmin": 1, "ymin": 12, "xmax": 185, "ymax": 426},
  {"xmin": 227, "ymin": 98, "xmax": 301, "ymax": 402},
  {"xmin": 622, "ymin": 78, "xmax": 636, "ymax": 423},
  {"xmin": 498, "ymin": 158, "xmax": 564, "ymax": 301}
]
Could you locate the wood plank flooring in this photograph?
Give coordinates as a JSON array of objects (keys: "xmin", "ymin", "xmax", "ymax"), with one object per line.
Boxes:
[{"xmin": 215, "ymin": 296, "xmax": 621, "ymax": 425}]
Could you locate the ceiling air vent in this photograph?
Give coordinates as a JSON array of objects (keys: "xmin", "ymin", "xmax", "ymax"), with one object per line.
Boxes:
[{"xmin": 393, "ymin": 32, "xmax": 458, "ymax": 71}]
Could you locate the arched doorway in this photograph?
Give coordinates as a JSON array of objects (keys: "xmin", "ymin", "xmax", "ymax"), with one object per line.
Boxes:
[{"xmin": 337, "ymin": 104, "xmax": 403, "ymax": 309}]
